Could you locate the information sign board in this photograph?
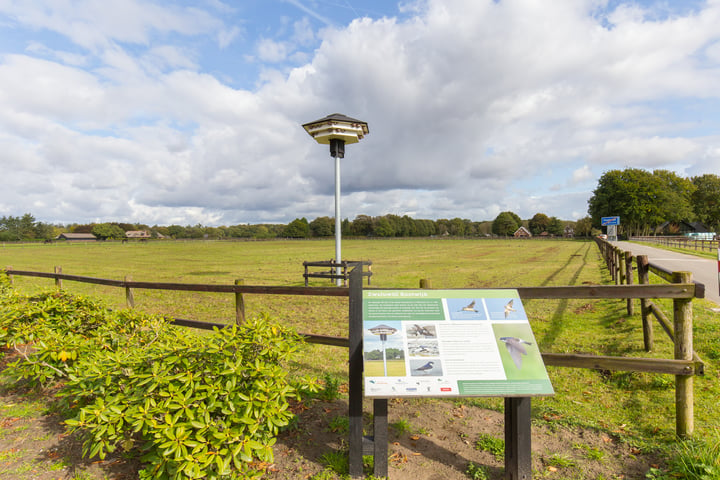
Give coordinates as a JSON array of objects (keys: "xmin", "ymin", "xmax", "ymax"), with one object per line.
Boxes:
[
  {"xmin": 362, "ymin": 289, "xmax": 554, "ymax": 397},
  {"xmin": 601, "ymin": 216, "xmax": 620, "ymax": 226}
]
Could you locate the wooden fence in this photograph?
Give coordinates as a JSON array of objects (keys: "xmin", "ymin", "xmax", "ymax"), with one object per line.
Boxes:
[
  {"xmin": 595, "ymin": 237, "xmax": 706, "ymax": 438},
  {"xmin": 630, "ymin": 235, "xmax": 719, "ymax": 253},
  {"xmin": 303, "ymin": 260, "xmax": 373, "ymax": 286},
  {"xmin": 2, "ymin": 246, "xmax": 706, "ymax": 476},
  {"xmin": 3, "ymin": 260, "xmax": 703, "ymax": 421}
]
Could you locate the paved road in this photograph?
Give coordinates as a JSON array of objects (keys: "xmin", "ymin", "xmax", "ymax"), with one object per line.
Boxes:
[{"xmin": 613, "ymin": 241, "xmax": 719, "ymax": 306}]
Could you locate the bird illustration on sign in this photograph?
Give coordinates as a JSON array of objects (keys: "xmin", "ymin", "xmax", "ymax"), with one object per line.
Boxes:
[
  {"xmin": 504, "ymin": 300, "xmax": 516, "ymax": 318},
  {"xmin": 460, "ymin": 300, "xmax": 478, "ymax": 312},
  {"xmin": 499, "ymin": 336, "xmax": 532, "ymax": 369}
]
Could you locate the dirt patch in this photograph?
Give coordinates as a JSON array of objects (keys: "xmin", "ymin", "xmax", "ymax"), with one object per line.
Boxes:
[
  {"xmin": 0, "ymin": 391, "xmax": 142, "ymax": 480},
  {"xmin": 0, "ymin": 347, "xmax": 664, "ymax": 480},
  {"xmin": 266, "ymin": 397, "xmax": 664, "ymax": 480}
]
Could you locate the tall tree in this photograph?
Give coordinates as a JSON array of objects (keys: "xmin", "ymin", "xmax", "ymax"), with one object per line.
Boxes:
[
  {"xmin": 547, "ymin": 217, "xmax": 564, "ymax": 236},
  {"xmin": 92, "ymin": 223, "xmax": 125, "ymax": 240},
  {"xmin": 691, "ymin": 174, "xmax": 720, "ymax": 230},
  {"xmin": 588, "ymin": 168, "xmax": 697, "ymax": 236},
  {"xmin": 651, "ymin": 169, "xmax": 695, "ymax": 223},
  {"xmin": 528, "ymin": 213, "xmax": 550, "ymax": 235},
  {"xmin": 309, "ymin": 216, "xmax": 334, "ymax": 237},
  {"xmin": 283, "ymin": 218, "xmax": 310, "ymax": 238},
  {"xmin": 588, "ymin": 169, "xmax": 657, "ymax": 236},
  {"xmin": 492, "ymin": 211, "xmax": 520, "ymax": 236},
  {"xmin": 574, "ymin": 216, "xmax": 593, "ymax": 237}
]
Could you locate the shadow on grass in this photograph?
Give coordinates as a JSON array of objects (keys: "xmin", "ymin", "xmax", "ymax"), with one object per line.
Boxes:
[{"xmin": 535, "ymin": 243, "xmax": 594, "ymax": 351}]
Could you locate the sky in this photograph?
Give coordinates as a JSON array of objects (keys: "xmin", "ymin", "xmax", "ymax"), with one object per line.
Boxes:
[{"xmin": 1, "ymin": 0, "xmax": 719, "ymax": 227}]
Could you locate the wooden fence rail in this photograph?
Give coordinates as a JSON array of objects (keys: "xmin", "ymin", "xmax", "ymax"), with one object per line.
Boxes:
[
  {"xmin": 595, "ymin": 238, "xmax": 706, "ymax": 437},
  {"xmin": 630, "ymin": 235, "xmax": 719, "ymax": 253},
  {"xmin": 3, "ymin": 254, "xmax": 704, "ymax": 439}
]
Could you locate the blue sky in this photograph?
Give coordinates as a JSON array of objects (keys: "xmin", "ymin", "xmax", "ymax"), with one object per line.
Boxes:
[{"xmin": 0, "ymin": 0, "xmax": 719, "ymax": 226}]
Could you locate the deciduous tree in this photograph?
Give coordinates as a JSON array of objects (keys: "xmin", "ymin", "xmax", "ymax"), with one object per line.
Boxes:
[
  {"xmin": 691, "ymin": 174, "xmax": 720, "ymax": 231},
  {"xmin": 492, "ymin": 211, "xmax": 520, "ymax": 236}
]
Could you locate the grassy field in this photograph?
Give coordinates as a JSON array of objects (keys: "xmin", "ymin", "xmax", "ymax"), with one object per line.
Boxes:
[{"xmin": 1, "ymin": 238, "xmax": 719, "ymax": 477}]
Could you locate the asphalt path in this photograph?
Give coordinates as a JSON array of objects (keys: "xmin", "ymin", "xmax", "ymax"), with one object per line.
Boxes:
[{"xmin": 613, "ymin": 241, "xmax": 719, "ymax": 306}]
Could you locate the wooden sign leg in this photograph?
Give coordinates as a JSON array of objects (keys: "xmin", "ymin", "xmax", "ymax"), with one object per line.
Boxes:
[
  {"xmin": 505, "ymin": 397, "xmax": 532, "ymax": 480},
  {"xmin": 373, "ymin": 398, "xmax": 388, "ymax": 477}
]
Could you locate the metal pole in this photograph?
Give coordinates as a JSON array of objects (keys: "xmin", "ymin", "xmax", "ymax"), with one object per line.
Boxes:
[{"xmin": 334, "ymin": 153, "xmax": 342, "ymax": 286}]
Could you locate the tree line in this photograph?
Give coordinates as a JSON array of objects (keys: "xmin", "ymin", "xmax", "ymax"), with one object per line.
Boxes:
[
  {"xmin": 1, "ymin": 212, "xmax": 584, "ymax": 242},
  {"xmin": 588, "ymin": 170, "xmax": 720, "ymax": 237}
]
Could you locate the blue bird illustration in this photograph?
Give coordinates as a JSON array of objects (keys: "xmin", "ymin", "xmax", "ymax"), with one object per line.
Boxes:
[{"xmin": 414, "ymin": 361, "xmax": 435, "ymax": 374}]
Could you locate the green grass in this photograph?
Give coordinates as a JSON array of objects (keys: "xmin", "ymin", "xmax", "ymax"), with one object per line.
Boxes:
[
  {"xmin": 2, "ymin": 237, "xmax": 719, "ymax": 464},
  {"xmin": 474, "ymin": 433, "xmax": 505, "ymax": 461},
  {"xmin": 390, "ymin": 418, "xmax": 413, "ymax": 436},
  {"xmin": 363, "ymin": 359, "xmax": 406, "ymax": 376}
]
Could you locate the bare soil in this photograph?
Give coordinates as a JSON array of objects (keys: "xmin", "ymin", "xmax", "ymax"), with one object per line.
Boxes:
[
  {"xmin": 266, "ymin": 396, "xmax": 664, "ymax": 480},
  {"xmin": 0, "ymin": 356, "xmax": 665, "ymax": 480}
]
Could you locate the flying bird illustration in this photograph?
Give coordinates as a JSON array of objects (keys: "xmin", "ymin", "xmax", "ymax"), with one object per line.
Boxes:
[
  {"xmin": 460, "ymin": 300, "xmax": 478, "ymax": 312},
  {"xmin": 504, "ymin": 299, "xmax": 517, "ymax": 318},
  {"xmin": 414, "ymin": 361, "xmax": 435, "ymax": 374},
  {"xmin": 412, "ymin": 324, "xmax": 433, "ymax": 337},
  {"xmin": 499, "ymin": 337, "xmax": 532, "ymax": 369}
]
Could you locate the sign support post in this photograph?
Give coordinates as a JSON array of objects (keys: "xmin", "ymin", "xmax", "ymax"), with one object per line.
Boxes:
[{"xmin": 505, "ymin": 397, "xmax": 532, "ymax": 479}]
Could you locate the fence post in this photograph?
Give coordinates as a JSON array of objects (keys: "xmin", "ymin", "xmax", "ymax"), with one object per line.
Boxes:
[
  {"xmin": 617, "ymin": 248, "xmax": 625, "ymax": 286},
  {"xmin": 235, "ymin": 279, "xmax": 245, "ymax": 325},
  {"xmin": 637, "ymin": 255, "xmax": 653, "ymax": 352},
  {"xmin": 612, "ymin": 246, "xmax": 619, "ymax": 282},
  {"xmin": 125, "ymin": 275, "xmax": 135, "ymax": 308},
  {"xmin": 347, "ymin": 267, "xmax": 364, "ymax": 479},
  {"xmin": 624, "ymin": 251, "xmax": 634, "ymax": 315},
  {"xmin": 420, "ymin": 278, "xmax": 433, "ymax": 289},
  {"xmin": 673, "ymin": 270, "xmax": 693, "ymax": 438},
  {"xmin": 54, "ymin": 266, "xmax": 62, "ymax": 289},
  {"xmin": 5, "ymin": 266, "xmax": 12, "ymax": 284}
]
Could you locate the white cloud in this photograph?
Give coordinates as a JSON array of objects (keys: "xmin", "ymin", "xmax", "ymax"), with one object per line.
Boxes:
[
  {"xmin": 256, "ymin": 38, "xmax": 290, "ymax": 63},
  {"xmin": 572, "ymin": 165, "xmax": 594, "ymax": 184},
  {"xmin": 591, "ymin": 137, "xmax": 701, "ymax": 167},
  {"xmin": 2, "ymin": 0, "xmax": 720, "ymax": 225}
]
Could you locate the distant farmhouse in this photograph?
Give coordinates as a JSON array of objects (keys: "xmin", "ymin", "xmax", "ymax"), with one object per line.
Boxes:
[
  {"xmin": 56, "ymin": 233, "xmax": 97, "ymax": 242},
  {"xmin": 656, "ymin": 221, "xmax": 709, "ymax": 236},
  {"xmin": 513, "ymin": 226, "xmax": 532, "ymax": 238},
  {"xmin": 125, "ymin": 230, "xmax": 152, "ymax": 239}
]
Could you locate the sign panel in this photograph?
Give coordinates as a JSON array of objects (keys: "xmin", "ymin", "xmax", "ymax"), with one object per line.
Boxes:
[
  {"xmin": 362, "ymin": 289, "xmax": 554, "ymax": 398},
  {"xmin": 601, "ymin": 216, "xmax": 620, "ymax": 226}
]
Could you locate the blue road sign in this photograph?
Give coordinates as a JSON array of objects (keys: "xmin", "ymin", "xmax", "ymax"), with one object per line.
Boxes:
[{"xmin": 601, "ymin": 216, "xmax": 620, "ymax": 226}]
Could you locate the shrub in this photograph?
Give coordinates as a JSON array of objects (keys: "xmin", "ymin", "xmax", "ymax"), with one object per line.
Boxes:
[{"xmin": 0, "ymin": 275, "xmax": 317, "ymax": 479}]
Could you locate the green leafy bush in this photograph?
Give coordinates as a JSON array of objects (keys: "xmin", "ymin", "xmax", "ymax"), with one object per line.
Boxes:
[{"xmin": 0, "ymin": 273, "xmax": 317, "ymax": 479}]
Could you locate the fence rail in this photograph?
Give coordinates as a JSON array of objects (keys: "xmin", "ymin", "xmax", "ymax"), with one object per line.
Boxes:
[
  {"xmin": 595, "ymin": 237, "xmax": 706, "ymax": 437},
  {"xmin": 3, "ymin": 251, "xmax": 704, "ymax": 442},
  {"xmin": 630, "ymin": 235, "xmax": 719, "ymax": 253}
]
